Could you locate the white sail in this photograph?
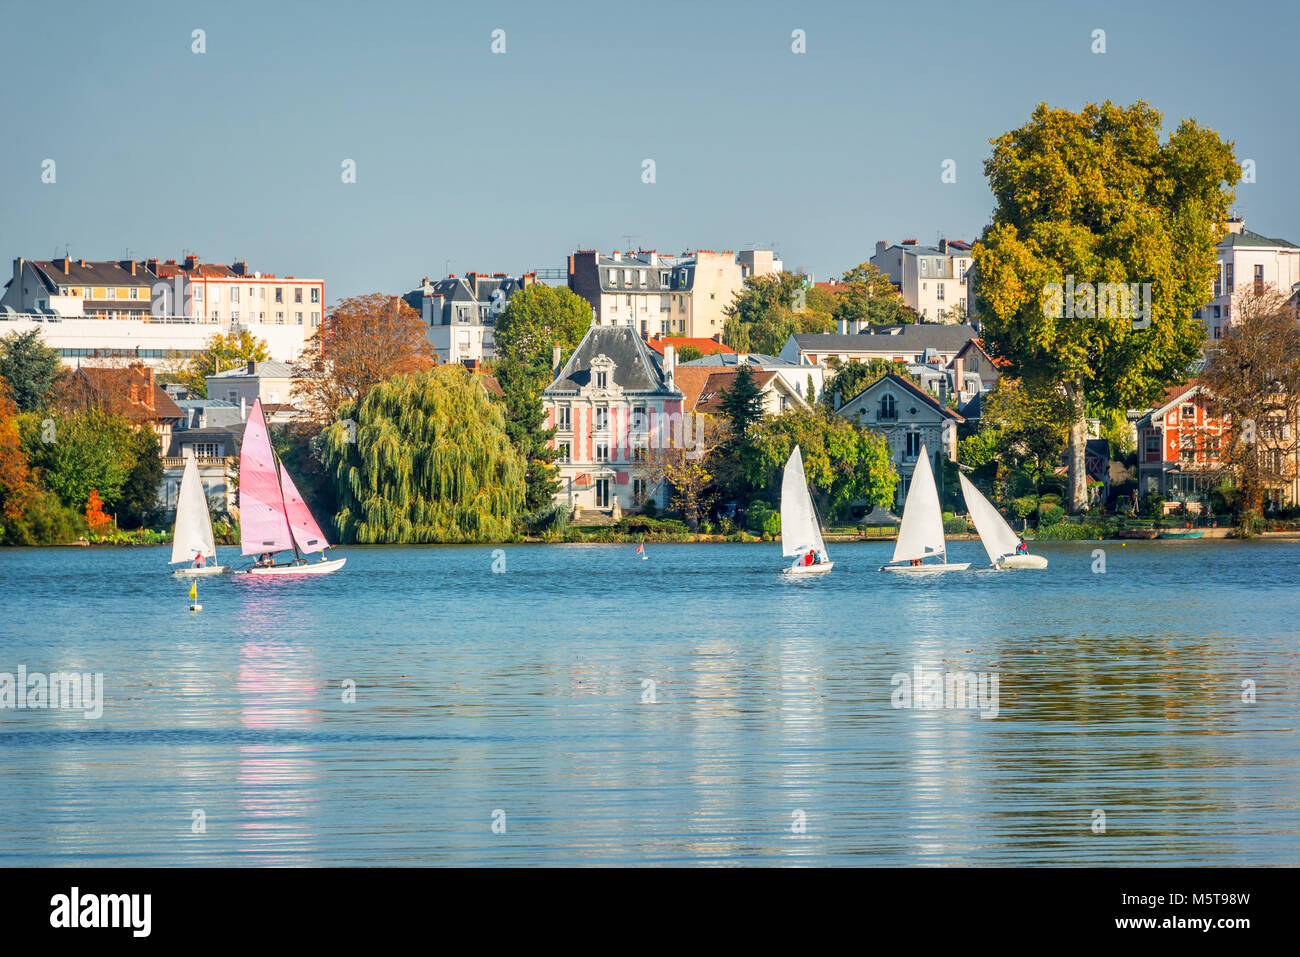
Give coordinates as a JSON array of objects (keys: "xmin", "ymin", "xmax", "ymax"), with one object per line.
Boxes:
[
  {"xmin": 959, "ymin": 473, "xmax": 1022, "ymax": 566},
  {"xmin": 170, "ymin": 454, "xmax": 217, "ymax": 564},
  {"xmin": 781, "ymin": 445, "xmax": 827, "ymax": 558},
  {"xmin": 891, "ymin": 444, "xmax": 946, "ymax": 564}
]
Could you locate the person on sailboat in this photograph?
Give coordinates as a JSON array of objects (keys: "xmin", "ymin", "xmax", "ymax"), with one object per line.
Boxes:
[
  {"xmin": 193, "ymin": 551, "xmax": 204, "ymax": 569},
  {"xmin": 803, "ymin": 548, "xmax": 816, "ymax": 567},
  {"xmin": 257, "ymin": 552, "xmax": 274, "ymax": 567},
  {"xmin": 1016, "ymin": 539, "xmax": 1028, "ymax": 555}
]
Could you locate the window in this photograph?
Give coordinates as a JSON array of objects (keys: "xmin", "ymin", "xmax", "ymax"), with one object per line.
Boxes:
[
  {"xmin": 595, "ymin": 407, "xmax": 608, "ymax": 430},
  {"xmin": 633, "ymin": 478, "xmax": 647, "ymax": 505},
  {"xmin": 231, "ymin": 288, "xmax": 239, "ymax": 303},
  {"xmin": 1193, "ymin": 307, "xmax": 1202, "ymax": 319},
  {"xmin": 311, "ymin": 312, "xmax": 319, "ymax": 326},
  {"xmin": 595, "ymin": 442, "xmax": 610, "ymax": 462},
  {"xmin": 189, "ymin": 443, "xmax": 220, "ymax": 459},
  {"xmin": 1181, "ymin": 404, "xmax": 1196, "ymax": 420},
  {"xmin": 295, "ymin": 288, "xmax": 303, "ymax": 304},
  {"xmin": 277, "ymin": 311, "xmax": 285, "ymax": 323},
  {"xmin": 936, "ymin": 283, "xmax": 945, "ymax": 301},
  {"xmin": 295, "ymin": 311, "xmax": 303, "ymax": 324},
  {"xmin": 311, "ymin": 288, "xmax": 320, "ymax": 303},
  {"xmin": 659, "ymin": 295, "xmax": 670, "ymax": 312},
  {"xmin": 920, "ymin": 259, "xmax": 928, "ymax": 276},
  {"xmin": 275, "ymin": 287, "xmax": 283, "ymax": 303},
  {"xmin": 1226, "ymin": 263, "xmax": 1234, "ymax": 293},
  {"xmin": 211, "ymin": 310, "xmax": 219, "ymax": 320},
  {"xmin": 1213, "ymin": 306, "xmax": 1221, "ymax": 319},
  {"xmin": 959, "ymin": 261, "xmax": 968, "ymax": 280},
  {"xmin": 231, "ymin": 310, "xmax": 240, "ymax": 320},
  {"xmin": 625, "ymin": 295, "xmax": 632, "ymax": 307},
  {"xmin": 660, "ymin": 271, "xmax": 669, "ymax": 285},
  {"xmin": 638, "ymin": 270, "xmax": 646, "ymax": 286},
  {"xmin": 632, "ymin": 406, "xmax": 647, "ymax": 431},
  {"xmin": 1214, "ymin": 326, "xmax": 1221, "ymax": 339},
  {"xmin": 1254, "ymin": 264, "xmax": 1264, "ymax": 292},
  {"xmin": 595, "ymin": 372, "xmax": 608, "ymax": 390},
  {"xmin": 1213, "ymin": 267, "xmax": 1222, "ymax": 298},
  {"xmin": 594, "ymin": 477, "xmax": 611, "ymax": 507},
  {"xmin": 105, "ymin": 288, "xmax": 116, "ymax": 299},
  {"xmin": 905, "ymin": 432, "xmax": 921, "ymax": 458},
  {"xmin": 1144, "ymin": 433, "xmax": 1160, "ymax": 458},
  {"xmin": 557, "ymin": 406, "xmax": 571, "ymax": 431},
  {"xmin": 879, "ymin": 394, "xmax": 897, "ymax": 420},
  {"xmin": 556, "ymin": 441, "xmax": 570, "ymax": 464}
]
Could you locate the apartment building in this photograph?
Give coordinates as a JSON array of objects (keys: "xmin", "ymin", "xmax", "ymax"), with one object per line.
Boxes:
[
  {"xmin": 567, "ymin": 248, "xmax": 747, "ymax": 338},
  {"xmin": 1194, "ymin": 219, "xmax": 1300, "ymax": 340},
  {"xmin": 870, "ymin": 238, "xmax": 974, "ymax": 322},
  {"xmin": 402, "ymin": 272, "xmax": 538, "ymax": 364}
]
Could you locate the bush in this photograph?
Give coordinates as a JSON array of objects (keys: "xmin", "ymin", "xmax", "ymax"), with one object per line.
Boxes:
[
  {"xmin": 747, "ymin": 502, "xmax": 780, "ymax": 537},
  {"xmin": 0, "ymin": 489, "xmax": 87, "ymax": 545},
  {"xmin": 1032, "ymin": 521, "xmax": 1115, "ymax": 540},
  {"xmin": 1037, "ymin": 493, "xmax": 1062, "ymax": 507},
  {"xmin": 1038, "ymin": 504, "xmax": 1066, "ymax": 525},
  {"xmin": 1010, "ymin": 496, "xmax": 1038, "ymax": 520},
  {"xmin": 523, "ymin": 502, "xmax": 571, "ymax": 536},
  {"xmin": 640, "ymin": 499, "xmax": 658, "ymax": 518},
  {"xmin": 943, "ymin": 516, "xmax": 970, "ymax": 534},
  {"xmin": 1139, "ymin": 492, "xmax": 1165, "ymax": 519}
]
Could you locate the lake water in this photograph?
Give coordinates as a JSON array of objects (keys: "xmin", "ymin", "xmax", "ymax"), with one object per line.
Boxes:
[{"xmin": 1, "ymin": 539, "xmax": 1298, "ymax": 866}]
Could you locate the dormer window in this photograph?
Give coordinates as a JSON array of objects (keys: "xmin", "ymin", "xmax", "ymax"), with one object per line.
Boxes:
[
  {"xmin": 596, "ymin": 371, "xmax": 608, "ymax": 389},
  {"xmin": 879, "ymin": 393, "xmax": 896, "ymax": 420}
]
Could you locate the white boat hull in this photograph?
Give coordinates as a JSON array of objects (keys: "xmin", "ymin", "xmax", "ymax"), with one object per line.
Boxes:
[
  {"xmin": 243, "ymin": 557, "xmax": 347, "ymax": 576},
  {"xmin": 172, "ymin": 565, "xmax": 230, "ymax": 577},
  {"xmin": 998, "ymin": 554, "xmax": 1048, "ymax": 570},
  {"xmin": 787, "ymin": 561, "xmax": 834, "ymax": 576},
  {"xmin": 882, "ymin": 562, "xmax": 971, "ymax": 573}
]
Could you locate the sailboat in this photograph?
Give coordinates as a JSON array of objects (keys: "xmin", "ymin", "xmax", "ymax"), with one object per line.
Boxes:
[
  {"xmin": 881, "ymin": 443, "xmax": 969, "ymax": 573},
  {"xmin": 959, "ymin": 473, "xmax": 1047, "ymax": 569},
  {"xmin": 781, "ymin": 445, "xmax": 833, "ymax": 575},
  {"xmin": 238, "ymin": 398, "xmax": 345, "ymax": 576},
  {"xmin": 170, "ymin": 453, "xmax": 229, "ymax": 576}
]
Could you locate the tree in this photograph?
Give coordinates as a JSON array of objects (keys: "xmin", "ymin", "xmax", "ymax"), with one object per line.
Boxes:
[
  {"xmin": 973, "ymin": 100, "xmax": 1239, "ymax": 512},
  {"xmin": 1200, "ymin": 285, "xmax": 1300, "ymax": 534},
  {"xmin": 116, "ymin": 426, "xmax": 164, "ymax": 528},
  {"xmin": 962, "ymin": 378, "xmax": 1072, "ymax": 500},
  {"xmin": 821, "ymin": 358, "xmax": 913, "ymax": 408},
  {"xmin": 20, "ymin": 409, "xmax": 137, "ymax": 510},
  {"xmin": 177, "ymin": 330, "xmax": 271, "ymax": 398},
  {"xmin": 493, "ymin": 357, "xmax": 561, "ymax": 512},
  {"xmin": 723, "ymin": 273, "xmax": 834, "ymax": 355},
  {"xmin": 294, "ymin": 295, "xmax": 434, "ymax": 422},
  {"xmin": 746, "ymin": 407, "xmax": 898, "ymax": 519},
  {"xmin": 320, "ymin": 366, "xmax": 526, "ymax": 543},
  {"xmin": 0, "ymin": 330, "xmax": 64, "ymax": 413},
  {"xmin": 833, "ymin": 263, "xmax": 905, "ymax": 327},
  {"xmin": 639, "ymin": 413, "xmax": 727, "ymax": 529},
  {"xmin": 0, "ymin": 380, "xmax": 35, "ymax": 521},
  {"xmin": 675, "ymin": 345, "xmax": 704, "ymax": 362},
  {"xmin": 492, "ymin": 285, "xmax": 592, "ymax": 369},
  {"xmin": 711, "ymin": 365, "xmax": 766, "ymax": 501}
]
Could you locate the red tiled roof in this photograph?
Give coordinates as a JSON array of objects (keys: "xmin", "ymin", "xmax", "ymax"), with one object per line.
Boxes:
[
  {"xmin": 675, "ymin": 367, "xmax": 780, "ymax": 414},
  {"xmin": 644, "ymin": 335, "xmax": 735, "ymax": 357}
]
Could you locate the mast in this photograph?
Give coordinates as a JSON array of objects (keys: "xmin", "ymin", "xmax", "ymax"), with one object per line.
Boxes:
[{"xmin": 271, "ymin": 447, "xmax": 301, "ymax": 563}]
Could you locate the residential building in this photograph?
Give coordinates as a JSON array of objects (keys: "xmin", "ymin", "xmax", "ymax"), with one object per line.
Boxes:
[
  {"xmin": 673, "ymin": 366, "xmax": 807, "ymax": 418},
  {"xmin": 736, "ymin": 248, "xmax": 783, "ymax": 279},
  {"xmin": 205, "ymin": 360, "xmax": 300, "ymax": 408},
  {"xmin": 778, "ymin": 323, "xmax": 978, "ymax": 368},
  {"xmin": 60, "ymin": 363, "xmax": 184, "ymax": 451},
  {"xmin": 402, "ymin": 271, "xmax": 539, "ymax": 364},
  {"xmin": 1134, "ymin": 383, "xmax": 1229, "ymax": 509},
  {"xmin": 567, "ymin": 248, "xmax": 745, "ymax": 338},
  {"xmin": 1194, "ymin": 219, "xmax": 1300, "ymax": 340},
  {"xmin": 870, "ymin": 238, "xmax": 974, "ymax": 322},
  {"xmin": 834, "ymin": 373, "xmax": 964, "ymax": 507},
  {"xmin": 542, "ymin": 325, "xmax": 685, "ymax": 514},
  {"xmin": 0, "ymin": 255, "xmax": 323, "ymax": 367},
  {"xmin": 678, "ymin": 350, "xmax": 827, "ymax": 405}
]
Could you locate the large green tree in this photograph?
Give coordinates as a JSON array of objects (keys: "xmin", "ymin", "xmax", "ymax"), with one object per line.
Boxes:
[
  {"xmin": 493, "ymin": 285, "xmax": 592, "ymax": 369},
  {"xmin": 321, "ymin": 366, "xmax": 526, "ymax": 543},
  {"xmin": 0, "ymin": 330, "xmax": 63, "ymax": 413},
  {"xmin": 493, "ymin": 357, "xmax": 560, "ymax": 512},
  {"xmin": 20, "ymin": 409, "xmax": 137, "ymax": 510},
  {"xmin": 723, "ymin": 273, "xmax": 835, "ymax": 355},
  {"xmin": 746, "ymin": 408, "xmax": 898, "ymax": 519},
  {"xmin": 711, "ymin": 365, "xmax": 767, "ymax": 501},
  {"xmin": 833, "ymin": 263, "xmax": 909, "ymax": 327},
  {"xmin": 973, "ymin": 100, "xmax": 1239, "ymax": 511},
  {"xmin": 115, "ymin": 426, "xmax": 164, "ymax": 527}
]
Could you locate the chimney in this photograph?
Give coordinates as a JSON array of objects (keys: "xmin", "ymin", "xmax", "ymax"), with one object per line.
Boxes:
[
  {"xmin": 875, "ymin": 240, "xmax": 887, "ymax": 257},
  {"xmin": 185, "ymin": 254, "xmax": 198, "ymax": 269},
  {"xmin": 713, "ymin": 333, "xmax": 722, "ymax": 343},
  {"xmin": 1226, "ymin": 217, "xmax": 1246, "ymax": 235},
  {"xmin": 736, "ymin": 352, "xmax": 748, "ymax": 366},
  {"xmin": 240, "ymin": 396, "xmax": 246, "ymax": 420},
  {"xmin": 902, "ymin": 239, "xmax": 918, "ymax": 245},
  {"xmin": 838, "ymin": 318, "xmax": 848, "ymax": 335},
  {"xmin": 939, "ymin": 238, "xmax": 948, "ymax": 254},
  {"xmin": 246, "ymin": 359, "xmax": 255, "ymax": 374},
  {"xmin": 953, "ymin": 356, "xmax": 965, "ymax": 392},
  {"xmin": 663, "ymin": 344, "xmax": 675, "ymax": 385},
  {"xmin": 552, "ymin": 343, "xmax": 562, "ymax": 379},
  {"xmin": 61, "ymin": 257, "xmax": 70, "ymax": 274}
]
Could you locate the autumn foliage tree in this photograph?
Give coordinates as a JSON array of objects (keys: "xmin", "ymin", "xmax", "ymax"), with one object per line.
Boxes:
[
  {"xmin": 1201, "ymin": 285, "xmax": 1300, "ymax": 534},
  {"xmin": 973, "ymin": 100, "xmax": 1239, "ymax": 512},
  {"xmin": 293, "ymin": 294, "xmax": 435, "ymax": 422}
]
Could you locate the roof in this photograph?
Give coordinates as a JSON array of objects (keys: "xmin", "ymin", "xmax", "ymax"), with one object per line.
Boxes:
[
  {"xmin": 952, "ymin": 338, "xmax": 1011, "ymax": 370},
  {"xmin": 1135, "ymin": 381, "xmax": 1208, "ymax": 428},
  {"xmin": 680, "ymin": 351, "xmax": 799, "ymax": 368},
  {"xmin": 686, "ymin": 369, "xmax": 782, "ymax": 415},
  {"xmin": 644, "ymin": 335, "xmax": 735, "ymax": 357},
  {"xmin": 791, "ymin": 324, "xmax": 978, "ymax": 354},
  {"xmin": 28, "ymin": 259, "xmax": 155, "ymax": 292},
  {"xmin": 477, "ymin": 374, "xmax": 504, "ymax": 398},
  {"xmin": 838, "ymin": 372, "xmax": 965, "ymax": 423},
  {"xmin": 207, "ymin": 360, "xmax": 296, "ymax": 379},
  {"xmin": 545, "ymin": 325, "xmax": 682, "ymax": 396},
  {"xmin": 1218, "ymin": 227, "xmax": 1299, "ymax": 250},
  {"xmin": 153, "ymin": 385, "xmax": 184, "ymax": 421}
]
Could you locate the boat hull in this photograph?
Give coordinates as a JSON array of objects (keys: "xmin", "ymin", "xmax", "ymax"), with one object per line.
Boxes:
[
  {"xmin": 787, "ymin": 562, "xmax": 834, "ymax": 576},
  {"xmin": 172, "ymin": 565, "xmax": 230, "ymax": 577},
  {"xmin": 243, "ymin": 557, "xmax": 347, "ymax": 576},
  {"xmin": 882, "ymin": 562, "xmax": 971, "ymax": 573},
  {"xmin": 998, "ymin": 555, "xmax": 1048, "ymax": 569},
  {"xmin": 1158, "ymin": 531, "xmax": 1204, "ymax": 539}
]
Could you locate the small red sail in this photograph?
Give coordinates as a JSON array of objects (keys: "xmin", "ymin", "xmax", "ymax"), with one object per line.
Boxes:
[
  {"xmin": 280, "ymin": 464, "xmax": 330, "ymax": 554},
  {"xmin": 238, "ymin": 399, "xmax": 294, "ymax": 555}
]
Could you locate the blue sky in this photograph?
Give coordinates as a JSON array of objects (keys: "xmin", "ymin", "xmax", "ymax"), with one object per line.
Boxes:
[{"xmin": 3, "ymin": 0, "xmax": 1296, "ymax": 301}]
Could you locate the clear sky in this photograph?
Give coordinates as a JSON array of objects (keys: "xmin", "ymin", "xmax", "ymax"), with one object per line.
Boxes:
[{"xmin": 3, "ymin": 0, "xmax": 1297, "ymax": 302}]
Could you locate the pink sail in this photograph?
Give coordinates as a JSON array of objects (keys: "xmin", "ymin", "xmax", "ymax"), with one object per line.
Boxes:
[
  {"xmin": 280, "ymin": 464, "xmax": 330, "ymax": 554},
  {"xmin": 238, "ymin": 399, "xmax": 294, "ymax": 556}
]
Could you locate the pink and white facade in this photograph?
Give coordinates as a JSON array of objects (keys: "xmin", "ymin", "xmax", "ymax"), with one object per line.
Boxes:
[{"xmin": 542, "ymin": 325, "xmax": 685, "ymax": 513}]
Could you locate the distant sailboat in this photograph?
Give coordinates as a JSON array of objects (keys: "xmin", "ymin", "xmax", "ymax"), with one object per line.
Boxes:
[
  {"xmin": 959, "ymin": 473, "xmax": 1047, "ymax": 569},
  {"xmin": 881, "ymin": 443, "xmax": 969, "ymax": 573},
  {"xmin": 170, "ymin": 453, "xmax": 229, "ymax": 576},
  {"xmin": 238, "ymin": 399, "xmax": 345, "ymax": 576},
  {"xmin": 781, "ymin": 445, "xmax": 833, "ymax": 575}
]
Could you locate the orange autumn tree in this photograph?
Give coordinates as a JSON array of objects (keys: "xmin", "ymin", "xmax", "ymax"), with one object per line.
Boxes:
[
  {"xmin": 293, "ymin": 294, "xmax": 435, "ymax": 423},
  {"xmin": 0, "ymin": 380, "xmax": 36, "ymax": 522},
  {"xmin": 84, "ymin": 489, "xmax": 110, "ymax": 534}
]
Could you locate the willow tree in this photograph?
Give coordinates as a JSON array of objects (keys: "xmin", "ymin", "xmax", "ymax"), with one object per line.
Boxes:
[
  {"xmin": 321, "ymin": 366, "xmax": 526, "ymax": 543},
  {"xmin": 973, "ymin": 100, "xmax": 1239, "ymax": 512}
]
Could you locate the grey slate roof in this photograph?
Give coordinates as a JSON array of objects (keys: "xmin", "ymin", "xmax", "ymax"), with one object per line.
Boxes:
[
  {"xmin": 545, "ymin": 325, "xmax": 682, "ymax": 396},
  {"xmin": 792, "ymin": 323, "xmax": 978, "ymax": 352},
  {"xmin": 679, "ymin": 351, "xmax": 796, "ymax": 368},
  {"xmin": 207, "ymin": 360, "xmax": 296, "ymax": 378}
]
